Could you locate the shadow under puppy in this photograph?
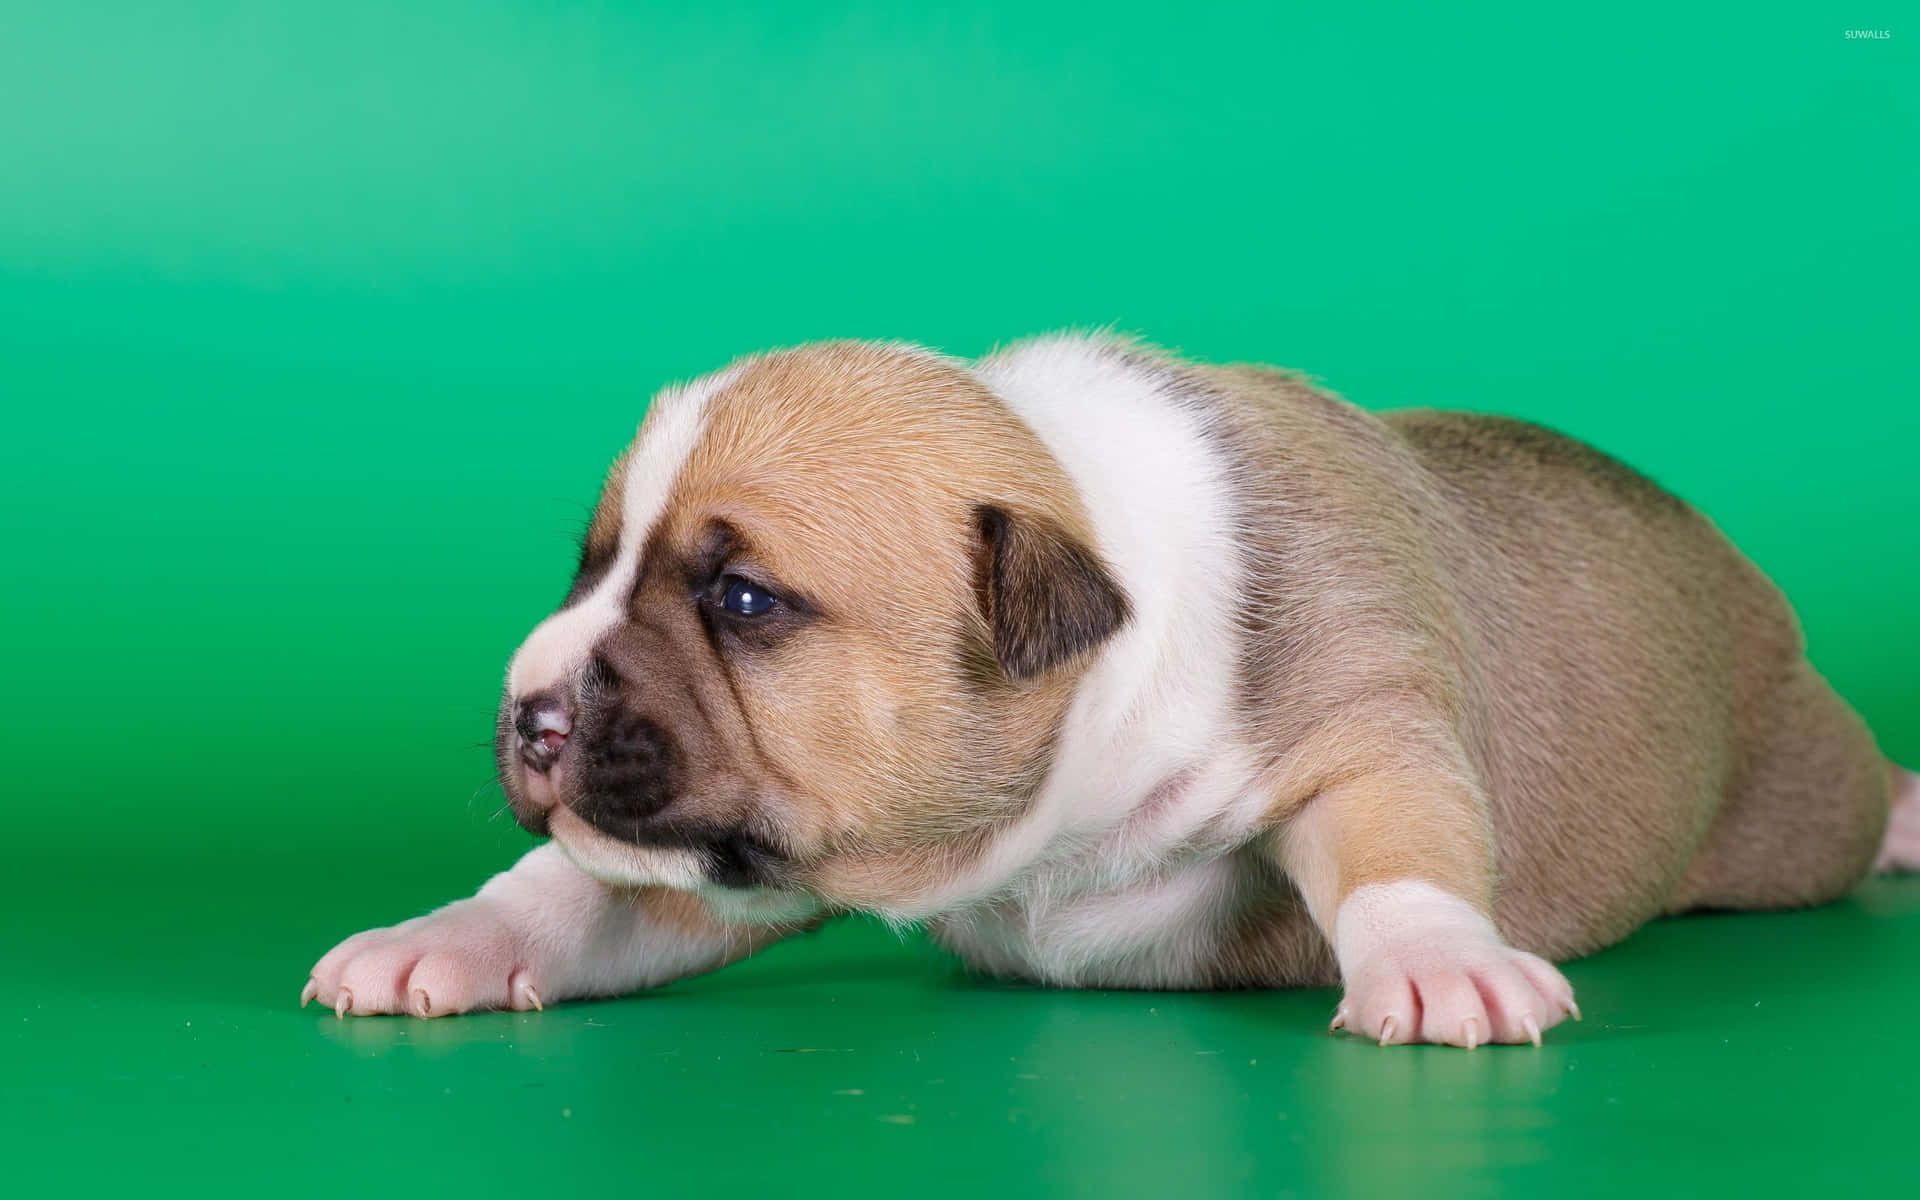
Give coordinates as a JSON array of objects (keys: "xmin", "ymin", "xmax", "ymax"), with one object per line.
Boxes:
[{"xmin": 305, "ymin": 335, "xmax": 1920, "ymax": 1047}]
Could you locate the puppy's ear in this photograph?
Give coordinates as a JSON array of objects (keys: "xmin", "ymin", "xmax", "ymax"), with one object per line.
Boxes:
[{"xmin": 972, "ymin": 503, "xmax": 1131, "ymax": 680}]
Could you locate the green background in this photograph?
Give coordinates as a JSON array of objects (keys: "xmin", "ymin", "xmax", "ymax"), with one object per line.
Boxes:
[{"xmin": 2, "ymin": 2, "xmax": 1914, "ymax": 1195}]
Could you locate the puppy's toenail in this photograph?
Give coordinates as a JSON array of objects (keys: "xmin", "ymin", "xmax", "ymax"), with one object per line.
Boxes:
[
  {"xmin": 299, "ymin": 979, "xmax": 317, "ymax": 1009},
  {"xmin": 411, "ymin": 989, "xmax": 432, "ymax": 1018},
  {"xmin": 334, "ymin": 988, "xmax": 353, "ymax": 1019}
]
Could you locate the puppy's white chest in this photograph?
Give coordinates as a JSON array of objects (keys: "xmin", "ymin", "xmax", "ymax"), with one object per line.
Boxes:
[
  {"xmin": 929, "ymin": 854, "xmax": 1253, "ymax": 988},
  {"xmin": 926, "ymin": 746, "xmax": 1276, "ymax": 987}
]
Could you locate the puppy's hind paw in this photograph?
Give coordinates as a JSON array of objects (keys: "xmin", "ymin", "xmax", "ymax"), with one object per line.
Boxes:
[{"xmin": 1874, "ymin": 766, "xmax": 1920, "ymax": 873}]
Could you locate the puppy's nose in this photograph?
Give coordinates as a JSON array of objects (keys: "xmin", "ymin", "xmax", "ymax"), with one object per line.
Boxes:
[{"xmin": 514, "ymin": 696, "xmax": 572, "ymax": 774}]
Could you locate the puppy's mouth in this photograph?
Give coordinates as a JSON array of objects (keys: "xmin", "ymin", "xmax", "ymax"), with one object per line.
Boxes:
[
  {"xmin": 545, "ymin": 805, "xmax": 714, "ymax": 890},
  {"xmin": 519, "ymin": 756, "xmax": 564, "ymax": 824}
]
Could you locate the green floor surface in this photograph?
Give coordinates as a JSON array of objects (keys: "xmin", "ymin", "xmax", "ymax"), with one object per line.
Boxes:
[
  {"xmin": 6, "ymin": 846, "xmax": 1917, "ymax": 1197},
  {"xmin": 4, "ymin": 3, "xmax": 1915, "ymax": 1196}
]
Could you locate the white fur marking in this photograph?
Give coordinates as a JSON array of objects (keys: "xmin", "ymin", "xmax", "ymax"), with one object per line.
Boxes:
[
  {"xmin": 506, "ymin": 369, "xmax": 733, "ymax": 699},
  {"xmin": 1333, "ymin": 881, "xmax": 1501, "ymax": 970},
  {"xmin": 900, "ymin": 336, "xmax": 1290, "ymax": 991},
  {"xmin": 894, "ymin": 336, "xmax": 1249, "ymax": 929}
]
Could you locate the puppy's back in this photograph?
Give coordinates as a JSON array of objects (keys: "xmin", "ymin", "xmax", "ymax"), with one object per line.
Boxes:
[
  {"xmin": 1199, "ymin": 361, "xmax": 1885, "ymax": 957},
  {"xmin": 1391, "ymin": 407, "xmax": 1888, "ymax": 950}
]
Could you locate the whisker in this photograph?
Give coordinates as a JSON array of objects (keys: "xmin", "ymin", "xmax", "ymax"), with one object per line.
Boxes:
[{"xmin": 468, "ymin": 778, "xmax": 507, "ymax": 817}]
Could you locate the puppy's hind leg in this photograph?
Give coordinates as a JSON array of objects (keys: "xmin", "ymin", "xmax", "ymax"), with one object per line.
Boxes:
[
  {"xmin": 1669, "ymin": 663, "xmax": 1888, "ymax": 913},
  {"xmin": 1873, "ymin": 764, "xmax": 1920, "ymax": 873}
]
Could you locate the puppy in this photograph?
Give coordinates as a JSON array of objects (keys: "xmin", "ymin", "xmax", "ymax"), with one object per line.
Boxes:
[{"xmin": 304, "ymin": 335, "xmax": 1919, "ymax": 1047}]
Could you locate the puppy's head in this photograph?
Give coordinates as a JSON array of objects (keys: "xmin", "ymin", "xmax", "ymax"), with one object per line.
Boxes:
[{"xmin": 495, "ymin": 343, "xmax": 1129, "ymax": 913}]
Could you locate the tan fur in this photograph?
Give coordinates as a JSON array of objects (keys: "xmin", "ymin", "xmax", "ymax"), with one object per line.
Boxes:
[
  {"xmin": 545, "ymin": 339, "xmax": 1895, "ymax": 981},
  {"xmin": 1167, "ymin": 357, "xmax": 1890, "ymax": 974},
  {"xmin": 621, "ymin": 343, "xmax": 1097, "ymax": 905},
  {"xmin": 316, "ymin": 335, "xmax": 1902, "ymax": 1033}
]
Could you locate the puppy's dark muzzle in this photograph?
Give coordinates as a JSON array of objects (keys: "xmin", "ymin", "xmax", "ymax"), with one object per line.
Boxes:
[{"xmin": 570, "ymin": 713, "xmax": 681, "ymax": 838}]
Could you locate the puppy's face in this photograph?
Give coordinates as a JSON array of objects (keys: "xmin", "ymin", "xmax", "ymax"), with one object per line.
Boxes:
[{"xmin": 495, "ymin": 343, "xmax": 1128, "ymax": 913}]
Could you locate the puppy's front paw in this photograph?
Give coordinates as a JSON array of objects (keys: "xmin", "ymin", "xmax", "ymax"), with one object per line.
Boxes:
[
  {"xmin": 1329, "ymin": 882, "xmax": 1578, "ymax": 1048},
  {"xmin": 302, "ymin": 900, "xmax": 545, "ymax": 1018}
]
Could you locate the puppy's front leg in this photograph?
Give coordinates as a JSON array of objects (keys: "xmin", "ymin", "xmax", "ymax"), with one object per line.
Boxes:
[
  {"xmin": 1275, "ymin": 771, "xmax": 1578, "ymax": 1047},
  {"xmin": 302, "ymin": 845, "xmax": 808, "ymax": 1017}
]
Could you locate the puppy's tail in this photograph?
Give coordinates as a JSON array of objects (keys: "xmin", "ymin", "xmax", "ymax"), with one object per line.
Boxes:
[{"xmin": 1873, "ymin": 762, "xmax": 1920, "ymax": 873}]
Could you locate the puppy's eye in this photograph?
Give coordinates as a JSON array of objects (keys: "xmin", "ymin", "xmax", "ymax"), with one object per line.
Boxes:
[{"xmin": 719, "ymin": 575, "xmax": 777, "ymax": 617}]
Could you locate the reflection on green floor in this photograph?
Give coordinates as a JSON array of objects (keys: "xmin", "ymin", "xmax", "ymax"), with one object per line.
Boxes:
[{"xmin": 6, "ymin": 849, "xmax": 1916, "ymax": 1197}]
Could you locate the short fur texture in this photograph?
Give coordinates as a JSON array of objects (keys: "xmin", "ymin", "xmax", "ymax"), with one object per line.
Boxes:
[{"xmin": 305, "ymin": 335, "xmax": 1909, "ymax": 1047}]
